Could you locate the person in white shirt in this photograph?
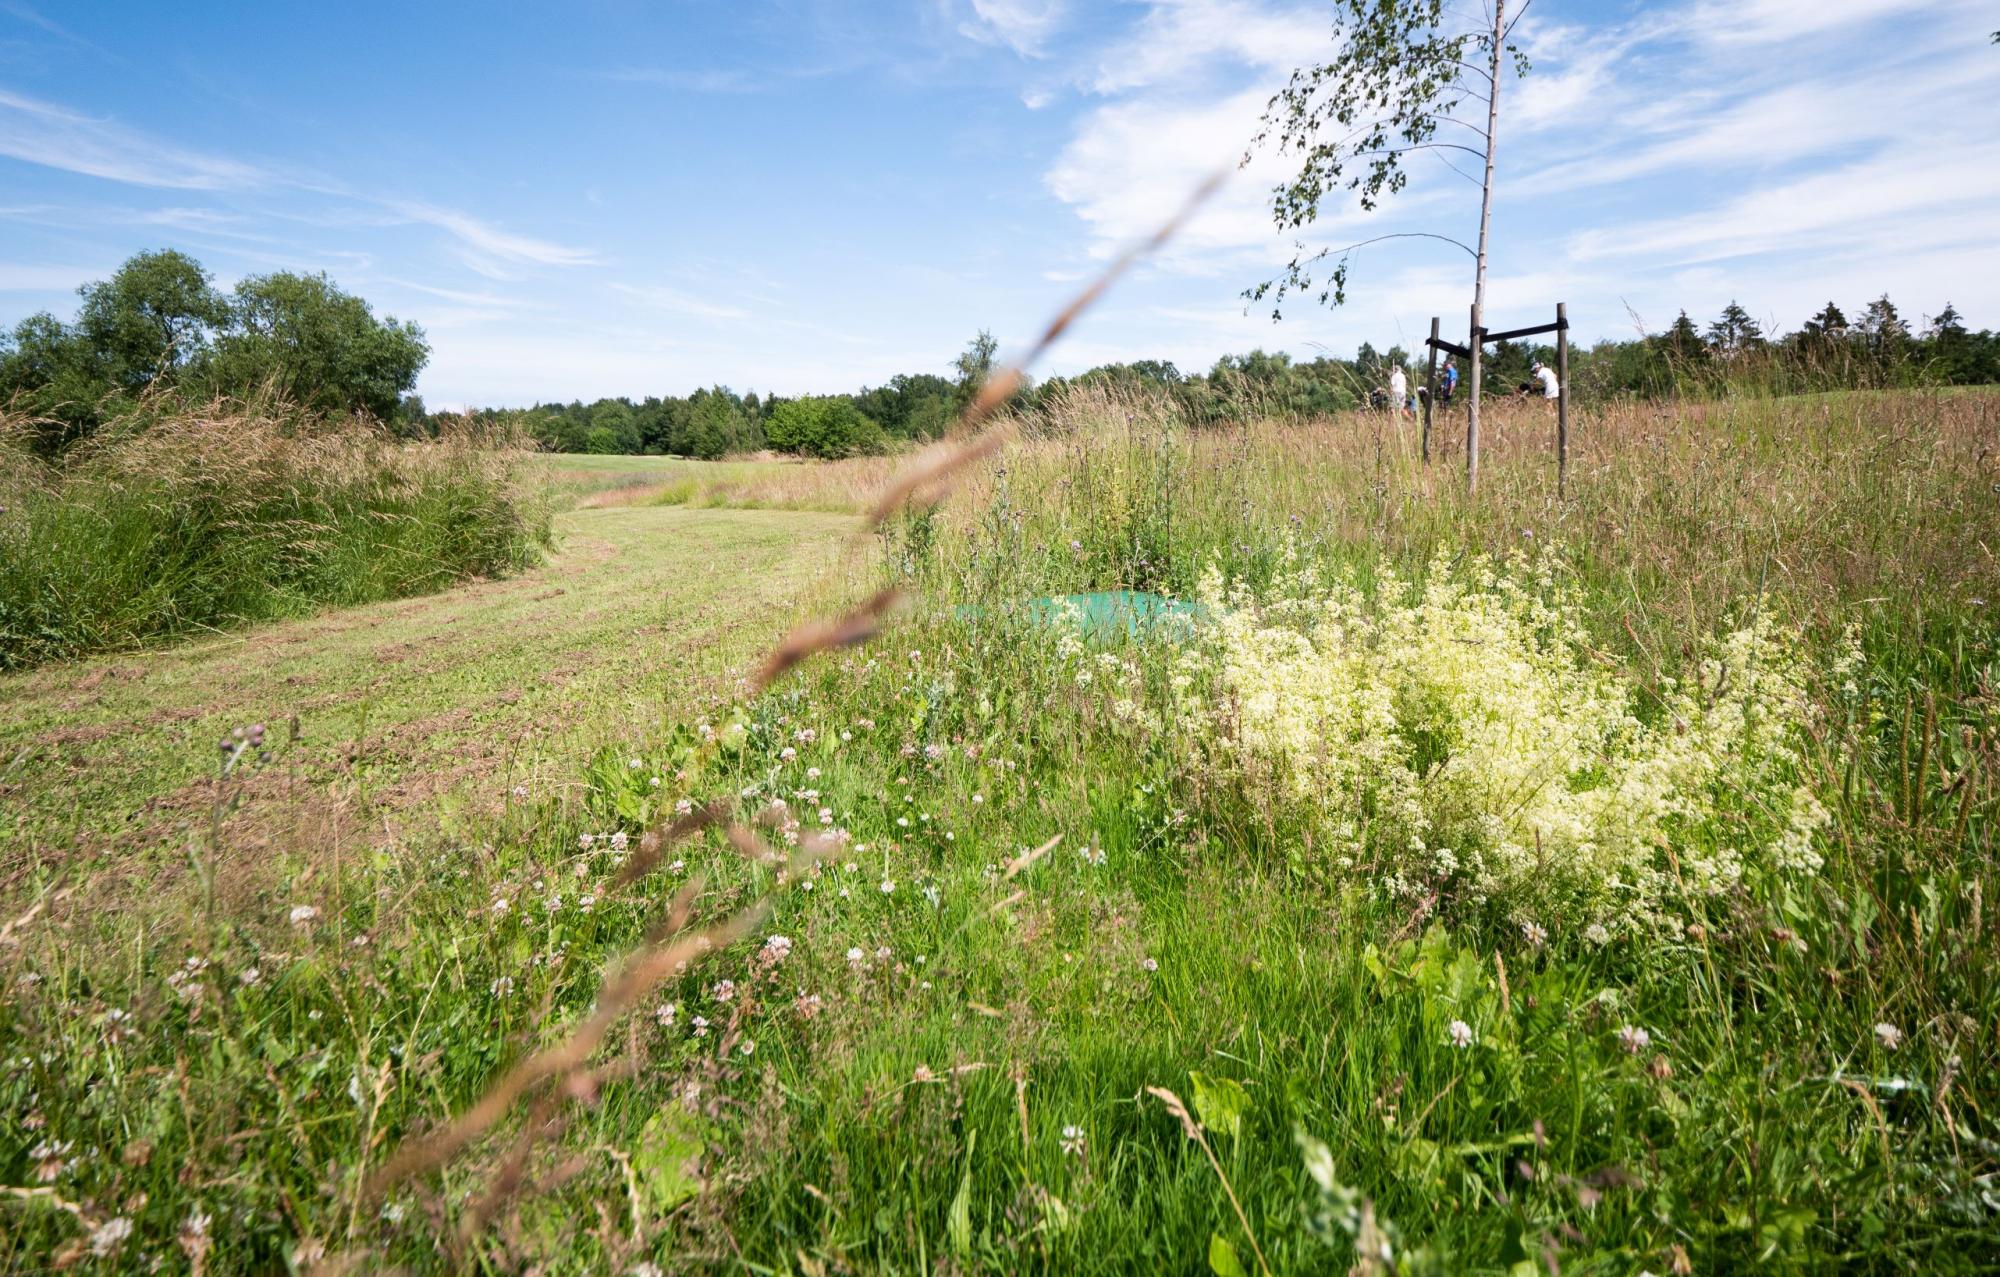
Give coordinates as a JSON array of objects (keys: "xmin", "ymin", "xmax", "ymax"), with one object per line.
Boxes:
[
  {"xmin": 1532, "ymin": 361, "xmax": 1560, "ymax": 400},
  {"xmin": 1387, "ymin": 364, "xmax": 1409, "ymax": 420}
]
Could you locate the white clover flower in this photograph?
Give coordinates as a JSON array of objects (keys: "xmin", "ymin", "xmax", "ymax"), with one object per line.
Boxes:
[
  {"xmin": 1521, "ymin": 921, "xmax": 1548, "ymax": 948},
  {"xmin": 712, "ymin": 979, "xmax": 736, "ymax": 1001},
  {"xmin": 1617, "ymin": 1025, "xmax": 1651, "ymax": 1055},
  {"xmin": 740, "ymin": 1039, "xmax": 756, "ymax": 1056},
  {"xmin": 656, "ymin": 1003, "xmax": 677, "ymax": 1026},
  {"xmin": 1060, "ymin": 1124, "xmax": 1087, "ymax": 1157},
  {"xmin": 846, "ymin": 947, "xmax": 864, "ymax": 963},
  {"xmin": 972, "ymin": 793, "xmax": 984, "ymax": 805},
  {"xmin": 634, "ymin": 1263, "xmax": 665, "ymax": 1277},
  {"xmin": 1140, "ymin": 957, "xmax": 1158, "ymax": 972},
  {"xmin": 239, "ymin": 968, "xmax": 261, "ymax": 986},
  {"xmin": 1446, "ymin": 1019, "xmax": 1474, "ymax": 1048},
  {"xmin": 610, "ymin": 831, "xmax": 628, "ymax": 852},
  {"xmin": 650, "ymin": 776, "xmax": 662, "ymax": 787},
  {"xmin": 491, "ymin": 897, "xmax": 510, "ymax": 916},
  {"xmin": 1874, "ymin": 1022, "xmax": 1903, "ymax": 1051},
  {"xmin": 674, "ymin": 798, "xmax": 693, "ymax": 816},
  {"xmin": 578, "ymin": 833, "xmax": 595, "ymax": 850},
  {"xmin": 511, "ymin": 784, "xmax": 529, "ymax": 798},
  {"xmin": 491, "ymin": 976, "xmax": 514, "ymax": 997},
  {"xmin": 780, "ymin": 746, "xmax": 798, "ymax": 763},
  {"xmin": 806, "ymin": 766, "xmax": 822, "ymax": 780},
  {"xmin": 288, "ymin": 904, "xmax": 318, "ymax": 926},
  {"xmin": 691, "ymin": 1015, "xmax": 709, "ymax": 1036},
  {"xmin": 879, "ymin": 879, "xmax": 896, "ymax": 895},
  {"xmin": 764, "ymin": 935, "xmax": 793, "ymax": 961},
  {"xmin": 1583, "ymin": 924, "xmax": 1611, "ymax": 947},
  {"xmin": 89, "ymin": 1216, "xmax": 132, "ymax": 1257}
]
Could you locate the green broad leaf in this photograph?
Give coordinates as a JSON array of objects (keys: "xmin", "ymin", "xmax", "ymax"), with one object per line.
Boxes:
[
  {"xmin": 1189, "ymin": 1071, "xmax": 1250, "ymax": 1142},
  {"xmin": 948, "ymin": 1128, "xmax": 977, "ymax": 1258},
  {"xmin": 632, "ymin": 1109, "xmax": 704, "ymax": 1214},
  {"xmin": 1208, "ymin": 1232, "xmax": 1248, "ymax": 1277}
]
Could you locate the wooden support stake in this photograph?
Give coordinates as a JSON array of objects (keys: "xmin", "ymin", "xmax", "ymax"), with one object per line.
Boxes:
[
  {"xmin": 1466, "ymin": 302, "xmax": 1481, "ymax": 494},
  {"xmin": 1555, "ymin": 301, "xmax": 1569, "ymax": 495},
  {"xmin": 1423, "ymin": 316, "xmax": 1439, "ymax": 465}
]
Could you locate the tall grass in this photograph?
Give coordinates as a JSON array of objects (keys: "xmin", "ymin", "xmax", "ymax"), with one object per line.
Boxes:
[
  {"xmin": 0, "ymin": 402, "xmax": 551, "ymax": 669},
  {"xmin": 913, "ymin": 384, "xmax": 1999, "ymax": 680},
  {"xmin": 0, "ymin": 388, "xmax": 1994, "ymax": 1272}
]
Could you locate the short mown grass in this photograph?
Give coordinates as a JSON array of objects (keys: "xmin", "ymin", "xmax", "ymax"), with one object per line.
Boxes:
[{"xmin": 0, "ymin": 389, "xmax": 1994, "ymax": 1273}]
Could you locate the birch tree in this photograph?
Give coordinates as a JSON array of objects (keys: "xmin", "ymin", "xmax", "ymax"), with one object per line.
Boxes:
[{"xmin": 1246, "ymin": 0, "xmax": 1530, "ymax": 491}]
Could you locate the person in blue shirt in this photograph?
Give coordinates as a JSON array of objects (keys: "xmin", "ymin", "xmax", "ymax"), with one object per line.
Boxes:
[{"xmin": 1440, "ymin": 358, "xmax": 1459, "ymax": 406}]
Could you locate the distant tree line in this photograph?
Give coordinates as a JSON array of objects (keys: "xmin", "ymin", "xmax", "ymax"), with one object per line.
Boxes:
[
  {"xmin": 13, "ymin": 253, "xmax": 1989, "ymax": 464},
  {"xmin": 0, "ymin": 249, "xmax": 429, "ymax": 455},
  {"xmin": 487, "ymin": 295, "xmax": 1998, "ymax": 459}
]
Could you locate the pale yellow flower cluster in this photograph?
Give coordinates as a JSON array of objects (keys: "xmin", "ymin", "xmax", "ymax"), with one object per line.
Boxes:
[{"xmin": 1186, "ymin": 552, "xmax": 1830, "ymax": 927}]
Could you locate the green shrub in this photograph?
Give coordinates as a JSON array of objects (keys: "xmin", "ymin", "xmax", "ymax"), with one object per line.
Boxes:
[
  {"xmin": 764, "ymin": 395, "xmax": 887, "ymax": 458},
  {"xmin": 0, "ymin": 403, "xmax": 549, "ymax": 669}
]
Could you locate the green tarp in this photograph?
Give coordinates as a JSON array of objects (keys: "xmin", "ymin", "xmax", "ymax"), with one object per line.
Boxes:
[{"xmin": 956, "ymin": 590, "xmax": 1202, "ymax": 639}]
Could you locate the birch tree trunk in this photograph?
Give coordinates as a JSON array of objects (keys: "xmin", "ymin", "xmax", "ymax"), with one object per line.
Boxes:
[{"xmin": 1467, "ymin": 0, "xmax": 1504, "ymax": 494}]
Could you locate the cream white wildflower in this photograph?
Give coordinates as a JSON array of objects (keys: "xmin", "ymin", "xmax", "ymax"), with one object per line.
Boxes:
[
  {"xmin": 1446, "ymin": 1019, "xmax": 1474, "ymax": 1048},
  {"xmin": 1874, "ymin": 1022, "xmax": 1903, "ymax": 1051},
  {"xmin": 288, "ymin": 904, "xmax": 318, "ymax": 926},
  {"xmin": 1189, "ymin": 552, "xmax": 1829, "ymax": 926}
]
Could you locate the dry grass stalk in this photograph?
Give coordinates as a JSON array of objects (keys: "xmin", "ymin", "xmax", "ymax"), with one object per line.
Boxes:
[{"xmin": 354, "ymin": 172, "xmax": 1226, "ymax": 1229}]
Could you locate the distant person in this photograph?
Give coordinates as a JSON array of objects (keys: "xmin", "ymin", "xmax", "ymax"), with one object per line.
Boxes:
[
  {"xmin": 1533, "ymin": 360, "xmax": 1561, "ymax": 400},
  {"xmin": 1440, "ymin": 358, "xmax": 1458, "ymax": 406},
  {"xmin": 1388, "ymin": 364, "xmax": 1409, "ymax": 421}
]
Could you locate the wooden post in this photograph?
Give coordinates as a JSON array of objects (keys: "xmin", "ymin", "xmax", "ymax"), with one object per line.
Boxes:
[
  {"xmin": 1422, "ymin": 316, "xmax": 1439, "ymax": 465},
  {"xmin": 1466, "ymin": 302, "xmax": 1481, "ymax": 493},
  {"xmin": 1555, "ymin": 301, "xmax": 1569, "ymax": 495}
]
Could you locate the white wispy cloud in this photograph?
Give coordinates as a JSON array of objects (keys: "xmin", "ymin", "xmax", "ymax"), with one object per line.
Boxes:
[
  {"xmin": 0, "ymin": 85, "xmax": 599, "ymax": 282},
  {"xmin": 0, "ymin": 87, "xmax": 264, "ymax": 189},
  {"xmin": 386, "ymin": 201, "xmax": 598, "ymax": 275},
  {"xmin": 1087, "ymin": 0, "xmax": 1325, "ymax": 93},
  {"xmin": 1688, "ymin": 0, "xmax": 1972, "ymax": 45},
  {"xmin": 954, "ymin": 0, "xmax": 1068, "ymax": 57},
  {"xmin": 607, "ymin": 282, "xmax": 752, "ymax": 321},
  {"xmin": 1040, "ymin": 0, "xmax": 2000, "ymax": 353}
]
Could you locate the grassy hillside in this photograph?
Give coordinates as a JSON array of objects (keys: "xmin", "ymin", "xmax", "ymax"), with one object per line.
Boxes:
[{"xmin": 0, "ymin": 389, "xmax": 1994, "ymax": 1273}]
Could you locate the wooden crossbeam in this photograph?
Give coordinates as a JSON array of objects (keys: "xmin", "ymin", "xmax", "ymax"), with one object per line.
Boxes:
[
  {"xmin": 1424, "ymin": 336, "xmax": 1472, "ymax": 359},
  {"xmin": 1481, "ymin": 317, "xmax": 1569, "ymax": 344}
]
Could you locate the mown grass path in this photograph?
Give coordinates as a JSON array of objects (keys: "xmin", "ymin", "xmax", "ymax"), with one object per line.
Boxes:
[{"xmin": 0, "ymin": 505, "xmax": 856, "ymax": 898}]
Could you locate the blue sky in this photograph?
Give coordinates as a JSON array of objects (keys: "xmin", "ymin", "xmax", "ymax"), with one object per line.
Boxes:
[{"xmin": 1, "ymin": 0, "xmax": 1994, "ymax": 406}]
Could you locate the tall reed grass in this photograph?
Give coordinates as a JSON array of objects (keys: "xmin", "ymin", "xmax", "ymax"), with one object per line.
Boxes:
[
  {"xmin": 0, "ymin": 402, "xmax": 550, "ymax": 669},
  {"xmin": 903, "ymin": 383, "xmax": 1998, "ymax": 679}
]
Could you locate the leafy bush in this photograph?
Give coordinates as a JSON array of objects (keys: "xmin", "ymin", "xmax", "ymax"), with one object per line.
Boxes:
[
  {"xmin": 764, "ymin": 395, "xmax": 887, "ymax": 458},
  {"xmin": 1181, "ymin": 553, "xmax": 1832, "ymax": 927},
  {"xmin": 0, "ymin": 402, "xmax": 549, "ymax": 669}
]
